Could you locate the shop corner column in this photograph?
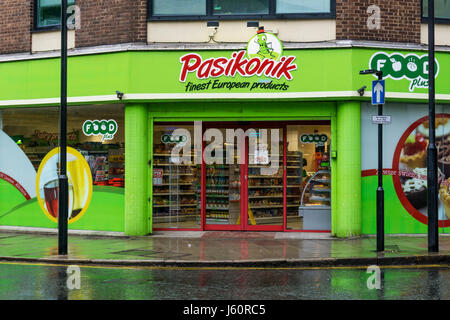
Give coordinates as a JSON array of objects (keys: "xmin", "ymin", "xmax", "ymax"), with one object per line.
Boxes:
[
  {"xmin": 125, "ymin": 103, "xmax": 148, "ymax": 236},
  {"xmin": 336, "ymin": 101, "xmax": 362, "ymax": 237}
]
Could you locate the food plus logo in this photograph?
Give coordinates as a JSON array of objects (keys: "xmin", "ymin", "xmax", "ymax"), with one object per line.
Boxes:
[
  {"xmin": 161, "ymin": 133, "xmax": 188, "ymax": 145},
  {"xmin": 300, "ymin": 134, "xmax": 328, "ymax": 146},
  {"xmin": 369, "ymin": 52, "xmax": 439, "ymax": 92},
  {"xmin": 82, "ymin": 120, "xmax": 118, "ymax": 141}
]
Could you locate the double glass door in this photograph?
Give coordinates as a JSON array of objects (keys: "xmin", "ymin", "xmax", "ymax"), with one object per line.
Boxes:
[
  {"xmin": 152, "ymin": 121, "xmax": 331, "ymax": 231},
  {"xmin": 202, "ymin": 124, "xmax": 285, "ymax": 231}
]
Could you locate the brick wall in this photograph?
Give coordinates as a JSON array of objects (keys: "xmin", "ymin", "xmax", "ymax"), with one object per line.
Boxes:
[
  {"xmin": 75, "ymin": 0, "xmax": 147, "ymax": 48},
  {"xmin": 0, "ymin": 0, "xmax": 32, "ymax": 54},
  {"xmin": 336, "ymin": 0, "xmax": 421, "ymax": 43},
  {"xmin": 0, "ymin": 0, "xmax": 425, "ymax": 54}
]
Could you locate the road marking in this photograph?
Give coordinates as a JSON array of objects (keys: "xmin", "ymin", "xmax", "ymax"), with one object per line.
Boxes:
[{"xmin": 0, "ymin": 260, "xmax": 448, "ymax": 271}]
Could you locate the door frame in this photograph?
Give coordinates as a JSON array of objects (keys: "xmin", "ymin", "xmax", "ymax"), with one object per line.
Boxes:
[{"xmin": 151, "ymin": 119, "xmax": 333, "ymax": 233}]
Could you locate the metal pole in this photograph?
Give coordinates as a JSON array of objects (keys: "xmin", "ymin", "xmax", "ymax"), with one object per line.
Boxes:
[
  {"xmin": 58, "ymin": 0, "xmax": 68, "ymax": 256},
  {"xmin": 377, "ymin": 72, "xmax": 384, "ymax": 252},
  {"xmin": 427, "ymin": 0, "xmax": 439, "ymax": 252}
]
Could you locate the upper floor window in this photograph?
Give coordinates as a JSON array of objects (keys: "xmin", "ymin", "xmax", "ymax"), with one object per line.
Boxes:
[
  {"xmin": 36, "ymin": 0, "xmax": 75, "ymax": 29},
  {"xmin": 150, "ymin": 0, "xmax": 334, "ymax": 19},
  {"xmin": 423, "ymin": 0, "xmax": 450, "ymax": 21}
]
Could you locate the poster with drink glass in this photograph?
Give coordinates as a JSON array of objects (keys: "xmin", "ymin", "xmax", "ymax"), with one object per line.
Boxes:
[{"xmin": 36, "ymin": 147, "xmax": 93, "ymax": 223}]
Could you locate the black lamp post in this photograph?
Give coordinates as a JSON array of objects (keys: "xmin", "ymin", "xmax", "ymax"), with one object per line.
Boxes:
[
  {"xmin": 427, "ymin": 0, "xmax": 439, "ymax": 253},
  {"xmin": 360, "ymin": 69, "xmax": 384, "ymax": 252},
  {"xmin": 58, "ymin": 0, "xmax": 69, "ymax": 256}
]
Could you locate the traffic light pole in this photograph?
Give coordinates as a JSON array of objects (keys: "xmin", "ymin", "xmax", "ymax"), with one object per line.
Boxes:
[
  {"xmin": 58, "ymin": 0, "xmax": 68, "ymax": 256},
  {"xmin": 427, "ymin": 0, "xmax": 439, "ymax": 252}
]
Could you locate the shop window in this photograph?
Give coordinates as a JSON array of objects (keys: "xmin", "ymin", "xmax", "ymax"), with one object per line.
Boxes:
[
  {"xmin": 423, "ymin": 0, "xmax": 450, "ymax": 21},
  {"xmin": 149, "ymin": 0, "xmax": 334, "ymax": 19},
  {"xmin": 69, "ymin": 105, "xmax": 125, "ymax": 189},
  {"xmin": 36, "ymin": 0, "xmax": 75, "ymax": 29},
  {"xmin": 286, "ymin": 124, "xmax": 331, "ymax": 231},
  {"xmin": 153, "ymin": 0, "xmax": 206, "ymax": 16},
  {"xmin": 213, "ymin": 0, "xmax": 269, "ymax": 15},
  {"xmin": 276, "ymin": 0, "xmax": 331, "ymax": 14},
  {"xmin": 153, "ymin": 123, "xmax": 201, "ymax": 229},
  {"xmin": 0, "ymin": 105, "xmax": 125, "ymax": 227}
]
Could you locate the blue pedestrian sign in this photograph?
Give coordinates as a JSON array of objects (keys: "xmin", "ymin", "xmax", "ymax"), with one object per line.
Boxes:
[{"xmin": 372, "ymin": 80, "xmax": 385, "ymax": 105}]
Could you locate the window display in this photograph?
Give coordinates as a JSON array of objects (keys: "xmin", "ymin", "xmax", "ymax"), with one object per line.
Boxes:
[
  {"xmin": 393, "ymin": 114, "xmax": 450, "ymax": 225},
  {"xmin": 153, "ymin": 124, "xmax": 201, "ymax": 229},
  {"xmin": 247, "ymin": 127, "xmax": 284, "ymax": 227},
  {"xmin": 286, "ymin": 124, "xmax": 331, "ymax": 231},
  {"xmin": 0, "ymin": 105, "xmax": 125, "ymax": 230}
]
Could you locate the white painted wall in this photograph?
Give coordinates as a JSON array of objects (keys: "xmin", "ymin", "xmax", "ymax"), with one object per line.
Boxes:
[
  {"xmin": 32, "ymin": 30, "xmax": 75, "ymax": 52},
  {"xmin": 421, "ymin": 23, "xmax": 450, "ymax": 46},
  {"xmin": 147, "ymin": 20, "xmax": 336, "ymax": 43}
]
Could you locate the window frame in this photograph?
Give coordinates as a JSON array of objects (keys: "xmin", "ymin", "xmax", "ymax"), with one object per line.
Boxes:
[
  {"xmin": 147, "ymin": 0, "xmax": 336, "ymax": 21},
  {"xmin": 33, "ymin": 0, "xmax": 75, "ymax": 31},
  {"xmin": 421, "ymin": 0, "xmax": 450, "ymax": 24}
]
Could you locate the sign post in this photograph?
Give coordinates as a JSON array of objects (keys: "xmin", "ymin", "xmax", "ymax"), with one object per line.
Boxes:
[
  {"xmin": 373, "ymin": 76, "xmax": 385, "ymax": 252},
  {"xmin": 360, "ymin": 69, "xmax": 385, "ymax": 252}
]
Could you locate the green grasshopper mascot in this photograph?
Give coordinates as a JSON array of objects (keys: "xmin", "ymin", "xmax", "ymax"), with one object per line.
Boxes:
[{"xmin": 254, "ymin": 27, "xmax": 278, "ymax": 60}]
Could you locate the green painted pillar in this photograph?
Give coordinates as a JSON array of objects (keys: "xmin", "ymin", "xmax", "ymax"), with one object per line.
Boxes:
[
  {"xmin": 125, "ymin": 103, "xmax": 148, "ymax": 236},
  {"xmin": 336, "ymin": 101, "xmax": 362, "ymax": 237}
]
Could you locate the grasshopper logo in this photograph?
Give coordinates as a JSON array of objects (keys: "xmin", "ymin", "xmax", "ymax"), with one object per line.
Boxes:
[
  {"xmin": 369, "ymin": 52, "xmax": 439, "ymax": 92},
  {"xmin": 246, "ymin": 27, "xmax": 283, "ymax": 61},
  {"xmin": 83, "ymin": 120, "xmax": 118, "ymax": 141}
]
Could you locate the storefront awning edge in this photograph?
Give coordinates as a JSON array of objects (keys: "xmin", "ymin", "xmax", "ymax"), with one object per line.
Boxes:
[{"xmin": 1, "ymin": 91, "xmax": 450, "ymax": 108}]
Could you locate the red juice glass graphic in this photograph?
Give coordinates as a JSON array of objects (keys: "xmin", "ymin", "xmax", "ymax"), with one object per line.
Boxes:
[
  {"xmin": 41, "ymin": 161, "xmax": 74, "ymax": 220},
  {"xmin": 43, "ymin": 180, "xmax": 58, "ymax": 218}
]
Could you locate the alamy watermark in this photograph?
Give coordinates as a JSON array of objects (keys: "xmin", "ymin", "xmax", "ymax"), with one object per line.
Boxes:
[
  {"xmin": 66, "ymin": 265, "xmax": 81, "ymax": 290},
  {"xmin": 67, "ymin": 5, "xmax": 81, "ymax": 30},
  {"xmin": 367, "ymin": 5, "xmax": 381, "ymax": 30},
  {"xmin": 167, "ymin": 122, "xmax": 280, "ymax": 170},
  {"xmin": 366, "ymin": 265, "xmax": 381, "ymax": 290}
]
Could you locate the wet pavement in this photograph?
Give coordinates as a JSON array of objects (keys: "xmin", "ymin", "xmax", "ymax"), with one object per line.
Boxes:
[
  {"xmin": 0, "ymin": 230, "xmax": 448, "ymax": 266},
  {"xmin": 0, "ymin": 262, "xmax": 448, "ymax": 300}
]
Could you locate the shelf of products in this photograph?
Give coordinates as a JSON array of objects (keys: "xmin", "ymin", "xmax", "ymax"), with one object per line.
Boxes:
[
  {"xmin": 151, "ymin": 142, "xmax": 306, "ymax": 226},
  {"xmin": 203, "ymin": 163, "xmax": 241, "ymax": 223},
  {"xmin": 300, "ymin": 169, "xmax": 331, "ymax": 208},
  {"xmin": 81, "ymin": 144, "xmax": 125, "ymax": 188},
  {"xmin": 247, "ymin": 147, "xmax": 298, "ymax": 224},
  {"xmin": 285, "ymin": 151, "xmax": 303, "ymax": 221},
  {"xmin": 299, "ymin": 167, "xmax": 332, "ymax": 230},
  {"xmin": 152, "ymin": 143, "xmax": 201, "ymax": 224},
  {"xmin": 24, "ymin": 146, "xmax": 54, "ymax": 170}
]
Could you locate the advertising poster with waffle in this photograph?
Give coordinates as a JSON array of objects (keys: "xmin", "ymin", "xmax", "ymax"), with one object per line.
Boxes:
[{"xmin": 362, "ymin": 104, "xmax": 450, "ymax": 232}]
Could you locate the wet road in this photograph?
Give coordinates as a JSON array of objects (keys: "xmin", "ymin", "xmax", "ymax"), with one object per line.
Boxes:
[{"xmin": 0, "ymin": 261, "xmax": 448, "ymax": 300}]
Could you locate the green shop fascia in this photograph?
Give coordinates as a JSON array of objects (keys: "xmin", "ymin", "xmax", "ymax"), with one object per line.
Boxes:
[{"xmin": 0, "ymin": 37, "xmax": 450, "ymax": 236}]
